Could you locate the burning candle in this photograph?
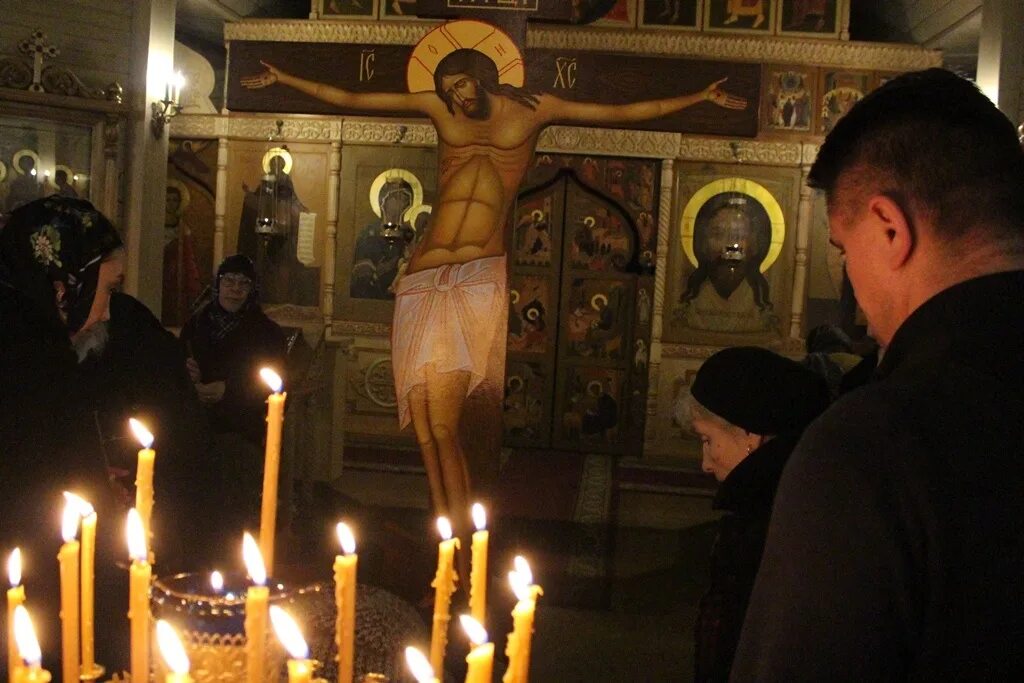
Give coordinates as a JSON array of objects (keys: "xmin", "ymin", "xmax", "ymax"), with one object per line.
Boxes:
[
  {"xmin": 469, "ymin": 503, "xmax": 489, "ymax": 625},
  {"xmin": 64, "ymin": 493, "xmax": 101, "ymax": 680},
  {"xmin": 210, "ymin": 571, "xmax": 224, "ymax": 594},
  {"xmin": 429, "ymin": 517, "xmax": 459, "ymax": 679},
  {"xmin": 7, "ymin": 548, "xmax": 25, "ymax": 683},
  {"xmin": 334, "ymin": 522, "xmax": 357, "ymax": 683},
  {"xmin": 460, "ymin": 615, "xmax": 494, "ymax": 683},
  {"xmin": 404, "ymin": 646, "xmax": 438, "ymax": 683},
  {"xmin": 270, "ymin": 606, "xmax": 313, "ymax": 683},
  {"xmin": 129, "ymin": 418, "xmax": 156, "ymax": 557},
  {"xmin": 502, "ymin": 558, "xmax": 543, "ymax": 683},
  {"xmin": 243, "ymin": 533, "xmax": 268, "ymax": 683},
  {"xmin": 58, "ymin": 494, "xmax": 81, "ymax": 683},
  {"xmin": 258, "ymin": 368, "xmax": 286, "ymax": 576},
  {"xmin": 13, "ymin": 606, "xmax": 51, "ymax": 683},
  {"xmin": 156, "ymin": 620, "xmax": 191, "ymax": 683},
  {"xmin": 127, "ymin": 509, "xmax": 151, "ymax": 683}
]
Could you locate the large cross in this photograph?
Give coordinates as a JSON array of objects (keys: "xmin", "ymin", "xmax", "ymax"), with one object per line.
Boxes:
[{"xmin": 19, "ymin": 29, "xmax": 60, "ymax": 93}]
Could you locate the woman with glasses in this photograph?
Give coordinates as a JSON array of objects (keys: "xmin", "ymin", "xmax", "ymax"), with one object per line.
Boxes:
[{"xmin": 180, "ymin": 255, "xmax": 287, "ymax": 532}]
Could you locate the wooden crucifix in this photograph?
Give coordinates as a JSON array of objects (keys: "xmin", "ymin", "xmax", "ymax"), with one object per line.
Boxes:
[{"xmin": 239, "ymin": 1, "xmax": 749, "ymax": 554}]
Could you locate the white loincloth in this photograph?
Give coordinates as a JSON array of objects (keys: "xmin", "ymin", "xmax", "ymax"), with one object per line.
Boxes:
[{"xmin": 391, "ymin": 255, "xmax": 507, "ymax": 428}]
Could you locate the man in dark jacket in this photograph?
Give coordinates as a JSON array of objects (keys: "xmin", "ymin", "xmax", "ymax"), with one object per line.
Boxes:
[{"xmin": 731, "ymin": 69, "xmax": 1024, "ymax": 680}]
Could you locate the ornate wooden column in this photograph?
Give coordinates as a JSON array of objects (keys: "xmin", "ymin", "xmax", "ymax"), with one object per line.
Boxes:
[
  {"xmin": 324, "ymin": 139, "xmax": 342, "ymax": 332},
  {"xmin": 788, "ymin": 144, "xmax": 818, "ymax": 340},
  {"xmin": 644, "ymin": 158, "xmax": 675, "ymax": 446},
  {"xmin": 213, "ymin": 136, "xmax": 228, "ymax": 273}
]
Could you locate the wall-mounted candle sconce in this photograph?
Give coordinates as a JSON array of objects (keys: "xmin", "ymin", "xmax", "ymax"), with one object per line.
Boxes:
[{"xmin": 151, "ymin": 71, "xmax": 185, "ymax": 139}]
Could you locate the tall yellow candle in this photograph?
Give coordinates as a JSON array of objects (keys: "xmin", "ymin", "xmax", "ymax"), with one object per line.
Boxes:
[
  {"xmin": 126, "ymin": 509, "xmax": 151, "ymax": 683},
  {"xmin": 65, "ymin": 494, "xmax": 102, "ymax": 681},
  {"xmin": 270, "ymin": 606, "xmax": 314, "ymax": 683},
  {"xmin": 460, "ymin": 615, "xmax": 494, "ymax": 683},
  {"xmin": 429, "ymin": 517, "xmax": 459, "ymax": 680},
  {"xmin": 156, "ymin": 620, "xmax": 192, "ymax": 683},
  {"xmin": 12, "ymin": 606, "xmax": 51, "ymax": 683},
  {"xmin": 258, "ymin": 368, "xmax": 286, "ymax": 576},
  {"xmin": 469, "ymin": 504, "xmax": 489, "ymax": 625},
  {"xmin": 502, "ymin": 559, "xmax": 543, "ymax": 683},
  {"xmin": 333, "ymin": 522, "xmax": 357, "ymax": 683},
  {"xmin": 405, "ymin": 647, "xmax": 439, "ymax": 683},
  {"xmin": 243, "ymin": 532, "xmax": 268, "ymax": 683},
  {"xmin": 58, "ymin": 496, "xmax": 81, "ymax": 683},
  {"xmin": 7, "ymin": 548, "xmax": 25, "ymax": 683},
  {"xmin": 129, "ymin": 418, "xmax": 156, "ymax": 558}
]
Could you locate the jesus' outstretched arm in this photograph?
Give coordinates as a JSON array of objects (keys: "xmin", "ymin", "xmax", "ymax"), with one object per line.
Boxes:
[
  {"xmin": 536, "ymin": 77, "xmax": 747, "ymax": 126},
  {"xmin": 241, "ymin": 61, "xmax": 443, "ymax": 116}
]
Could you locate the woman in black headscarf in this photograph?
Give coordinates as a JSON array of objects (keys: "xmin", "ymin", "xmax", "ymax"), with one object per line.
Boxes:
[
  {"xmin": 180, "ymin": 254, "xmax": 287, "ymax": 535},
  {"xmin": 0, "ymin": 197, "xmax": 128, "ymax": 673},
  {"xmin": 685, "ymin": 347, "xmax": 831, "ymax": 683}
]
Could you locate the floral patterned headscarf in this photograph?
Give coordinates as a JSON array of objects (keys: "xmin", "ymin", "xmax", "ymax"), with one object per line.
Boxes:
[{"xmin": 0, "ymin": 197, "xmax": 123, "ymax": 331}]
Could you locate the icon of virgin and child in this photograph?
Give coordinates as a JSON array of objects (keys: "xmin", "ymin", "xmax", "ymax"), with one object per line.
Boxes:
[{"xmin": 241, "ymin": 19, "xmax": 748, "ymax": 541}]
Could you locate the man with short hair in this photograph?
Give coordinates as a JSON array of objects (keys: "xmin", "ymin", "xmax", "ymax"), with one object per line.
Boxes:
[{"xmin": 731, "ymin": 68, "xmax": 1024, "ymax": 680}]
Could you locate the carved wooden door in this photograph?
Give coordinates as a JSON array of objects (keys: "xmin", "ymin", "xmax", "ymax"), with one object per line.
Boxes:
[{"xmin": 505, "ymin": 159, "xmax": 656, "ymax": 456}]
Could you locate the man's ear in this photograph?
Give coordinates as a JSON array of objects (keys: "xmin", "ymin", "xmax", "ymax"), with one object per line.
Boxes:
[{"xmin": 867, "ymin": 194, "xmax": 915, "ymax": 269}]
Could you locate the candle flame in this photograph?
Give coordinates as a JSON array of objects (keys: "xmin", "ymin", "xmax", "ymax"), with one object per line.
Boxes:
[
  {"xmin": 404, "ymin": 646, "xmax": 435, "ymax": 683},
  {"xmin": 156, "ymin": 620, "xmax": 190, "ymax": 674},
  {"xmin": 8, "ymin": 548, "xmax": 21, "ymax": 588},
  {"xmin": 436, "ymin": 516, "xmax": 452, "ymax": 541},
  {"xmin": 63, "ymin": 491, "xmax": 94, "ymax": 517},
  {"xmin": 270, "ymin": 606, "xmax": 309, "ymax": 660},
  {"xmin": 472, "ymin": 503, "xmax": 486, "ymax": 531},
  {"xmin": 336, "ymin": 522, "xmax": 356, "ymax": 555},
  {"xmin": 129, "ymin": 418, "xmax": 154, "ymax": 449},
  {"xmin": 459, "ymin": 614, "xmax": 488, "ymax": 646},
  {"xmin": 509, "ymin": 570, "xmax": 530, "ymax": 603},
  {"xmin": 126, "ymin": 508, "xmax": 147, "ymax": 562},
  {"xmin": 514, "ymin": 555, "xmax": 533, "ymax": 586},
  {"xmin": 242, "ymin": 533, "xmax": 266, "ymax": 585},
  {"xmin": 210, "ymin": 570, "xmax": 224, "ymax": 592},
  {"xmin": 61, "ymin": 492, "xmax": 82, "ymax": 542},
  {"xmin": 13, "ymin": 605, "xmax": 41, "ymax": 666},
  {"xmin": 260, "ymin": 368, "xmax": 283, "ymax": 394}
]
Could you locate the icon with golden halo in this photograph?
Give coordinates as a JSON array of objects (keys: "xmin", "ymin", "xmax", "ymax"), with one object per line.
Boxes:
[
  {"xmin": 679, "ymin": 177, "xmax": 785, "ymax": 312},
  {"xmin": 407, "ymin": 19, "xmax": 525, "ymax": 95},
  {"xmin": 262, "ymin": 147, "xmax": 293, "ymax": 175},
  {"xmin": 12, "ymin": 149, "xmax": 41, "ymax": 176}
]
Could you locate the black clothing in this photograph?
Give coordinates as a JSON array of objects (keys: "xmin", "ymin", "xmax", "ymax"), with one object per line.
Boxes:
[
  {"xmin": 0, "ymin": 284, "xmax": 126, "ymax": 676},
  {"xmin": 180, "ymin": 302, "xmax": 287, "ymax": 444},
  {"xmin": 695, "ymin": 434, "xmax": 796, "ymax": 683},
  {"xmin": 732, "ymin": 271, "xmax": 1024, "ymax": 681}
]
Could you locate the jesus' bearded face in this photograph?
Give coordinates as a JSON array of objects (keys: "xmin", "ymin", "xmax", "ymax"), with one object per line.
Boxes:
[{"xmin": 440, "ymin": 73, "xmax": 491, "ymax": 120}]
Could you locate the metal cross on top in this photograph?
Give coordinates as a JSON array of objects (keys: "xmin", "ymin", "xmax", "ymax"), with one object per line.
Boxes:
[{"xmin": 18, "ymin": 29, "xmax": 60, "ymax": 93}]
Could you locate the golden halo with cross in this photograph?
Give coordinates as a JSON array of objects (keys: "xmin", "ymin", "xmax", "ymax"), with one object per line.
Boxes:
[
  {"xmin": 12, "ymin": 149, "xmax": 41, "ymax": 175},
  {"xmin": 406, "ymin": 19, "xmax": 525, "ymax": 94}
]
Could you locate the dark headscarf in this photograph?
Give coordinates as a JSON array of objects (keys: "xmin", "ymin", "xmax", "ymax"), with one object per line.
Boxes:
[
  {"xmin": 0, "ymin": 196, "xmax": 123, "ymax": 331},
  {"xmin": 691, "ymin": 346, "xmax": 830, "ymax": 436},
  {"xmin": 204, "ymin": 254, "xmax": 260, "ymax": 341}
]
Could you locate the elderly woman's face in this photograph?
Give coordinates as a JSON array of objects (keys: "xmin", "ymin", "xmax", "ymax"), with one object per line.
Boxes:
[
  {"xmin": 70, "ymin": 248, "xmax": 125, "ymax": 343},
  {"xmin": 218, "ymin": 273, "xmax": 253, "ymax": 313},
  {"xmin": 691, "ymin": 413, "xmax": 755, "ymax": 482}
]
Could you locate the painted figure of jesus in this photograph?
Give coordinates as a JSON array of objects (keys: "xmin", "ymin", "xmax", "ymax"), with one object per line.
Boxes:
[{"xmin": 242, "ymin": 21, "xmax": 746, "ymax": 541}]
